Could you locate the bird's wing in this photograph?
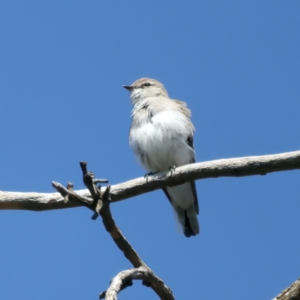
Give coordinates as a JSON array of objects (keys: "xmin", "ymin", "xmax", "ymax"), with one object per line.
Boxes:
[{"xmin": 186, "ymin": 134, "xmax": 199, "ymax": 214}]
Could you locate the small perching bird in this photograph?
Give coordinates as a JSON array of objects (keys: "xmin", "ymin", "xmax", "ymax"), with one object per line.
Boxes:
[{"xmin": 123, "ymin": 78, "xmax": 199, "ymax": 237}]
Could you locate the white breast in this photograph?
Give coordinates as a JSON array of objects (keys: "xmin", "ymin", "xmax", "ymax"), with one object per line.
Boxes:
[{"xmin": 130, "ymin": 110, "xmax": 194, "ymax": 172}]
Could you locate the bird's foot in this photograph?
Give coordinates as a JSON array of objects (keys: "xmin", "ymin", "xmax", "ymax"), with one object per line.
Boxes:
[
  {"xmin": 169, "ymin": 165, "xmax": 176, "ymax": 176},
  {"xmin": 144, "ymin": 171, "xmax": 158, "ymax": 182}
]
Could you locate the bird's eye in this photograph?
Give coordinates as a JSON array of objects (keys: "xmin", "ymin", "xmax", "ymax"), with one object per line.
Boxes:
[{"xmin": 144, "ymin": 82, "xmax": 151, "ymax": 87}]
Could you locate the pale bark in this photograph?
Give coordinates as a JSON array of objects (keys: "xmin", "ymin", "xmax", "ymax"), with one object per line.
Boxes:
[
  {"xmin": 0, "ymin": 150, "xmax": 299, "ymax": 211},
  {"xmin": 1, "ymin": 150, "xmax": 299, "ymax": 299},
  {"xmin": 99, "ymin": 267, "xmax": 168, "ymax": 300},
  {"xmin": 273, "ymin": 277, "xmax": 300, "ymax": 300}
]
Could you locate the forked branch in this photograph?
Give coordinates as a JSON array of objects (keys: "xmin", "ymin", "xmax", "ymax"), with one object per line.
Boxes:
[
  {"xmin": 0, "ymin": 150, "xmax": 299, "ymax": 299},
  {"xmin": 53, "ymin": 162, "xmax": 174, "ymax": 300}
]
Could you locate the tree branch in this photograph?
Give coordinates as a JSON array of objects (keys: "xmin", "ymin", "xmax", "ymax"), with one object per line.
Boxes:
[
  {"xmin": 0, "ymin": 150, "xmax": 299, "ymax": 211},
  {"xmin": 99, "ymin": 267, "xmax": 157, "ymax": 300},
  {"xmin": 52, "ymin": 162, "xmax": 174, "ymax": 300},
  {"xmin": 1, "ymin": 151, "xmax": 300, "ymax": 298},
  {"xmin": 273, "ymin": 277, "xmax": 300, "ymax": 300}
]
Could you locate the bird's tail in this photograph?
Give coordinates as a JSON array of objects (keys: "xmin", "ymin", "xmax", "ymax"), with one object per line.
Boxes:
[
  {"xmin": 174, "ymin": 204, "xmax": 199, "ymax": 237},
  {"xmin": 163, "ymin": 182, "xmax": 200, "ymax": 237}
]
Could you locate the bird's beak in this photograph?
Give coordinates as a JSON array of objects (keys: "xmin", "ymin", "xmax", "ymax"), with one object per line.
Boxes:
[{"xmin": 123, "ymin": 85, "xmax": 133, "ymax": 91}]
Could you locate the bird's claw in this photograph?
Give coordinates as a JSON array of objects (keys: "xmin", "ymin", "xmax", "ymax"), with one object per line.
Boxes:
[
  {"xmin": 144, "ymin": 171, "xmax": 158, "ymax": 182},
  {"xmin": 169, "ymin": 165, "xmax": 176, "ymax": 176}
]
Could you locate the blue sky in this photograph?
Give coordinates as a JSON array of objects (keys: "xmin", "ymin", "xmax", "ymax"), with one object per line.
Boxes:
[{"xmin": 0, "ymin": 1, "xmax": 299, "ymax": 299}]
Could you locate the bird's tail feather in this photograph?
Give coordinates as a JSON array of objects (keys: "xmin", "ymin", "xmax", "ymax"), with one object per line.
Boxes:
[
  {"xmin": 173, "ymin": 205, "xmax": 199, "ymax": 237},
  {"xmin": 185, "ymin": 207, "xmax": 200, "ymax": 237}
]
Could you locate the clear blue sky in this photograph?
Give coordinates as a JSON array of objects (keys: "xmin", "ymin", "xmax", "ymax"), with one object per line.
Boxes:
[{"xmin": 0, "ymin": 1, "xmax": 299, "ymax": 299}]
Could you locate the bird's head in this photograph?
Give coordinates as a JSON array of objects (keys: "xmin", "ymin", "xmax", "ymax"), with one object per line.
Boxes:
[{"xmin": 123, "ymin": 78, "xmax": 168, "ymax": 105}]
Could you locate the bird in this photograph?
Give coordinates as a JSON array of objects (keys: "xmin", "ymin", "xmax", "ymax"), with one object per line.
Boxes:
[{"xmin": 123, "ymin": 78, "xmax": 199, "ymax": 237}]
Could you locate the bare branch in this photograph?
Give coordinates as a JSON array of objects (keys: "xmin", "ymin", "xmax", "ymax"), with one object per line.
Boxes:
[
  {"xmin": 109, "ymin": 150, "xmax": 300, "ymax": 202},
  {"xmin": 99, "ymin": 269, "xmax": 134, "ymax": 300},
  {"xmin": 53, "ymin": 163, "xmax": 175, "ymax": 300},
  {"xmin": 1, "ymin": 152, "xmax": 299, "ymax": 298},
  {"xmin": 52, "ymin": 181, "xmax": 93, "ymax": 206},
  {"xmin": 0, "ymin": 150, "xmax": 299, "ymax": 211},
  {"xmin": 99, "ymin": 267, "xmax": 157, "ymax": 300},
  {"xmin": 272, "ymin": 277, "xmax": 300, "ymax": 300}
]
